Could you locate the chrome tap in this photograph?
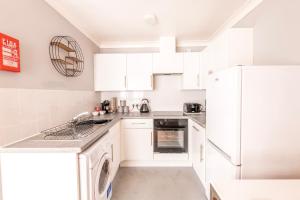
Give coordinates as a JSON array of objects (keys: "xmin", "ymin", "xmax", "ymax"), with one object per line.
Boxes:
[{"xmin": 71, "ymin": 112, "xmax": 92, "ymax": 124}]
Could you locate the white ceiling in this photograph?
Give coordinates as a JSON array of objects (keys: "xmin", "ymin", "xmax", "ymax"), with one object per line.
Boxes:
[{"xmin": 45, "ymin": 0, "xmax": 250, "ymax": 47}]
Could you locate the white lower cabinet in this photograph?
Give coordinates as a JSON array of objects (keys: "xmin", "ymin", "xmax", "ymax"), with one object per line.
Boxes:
[
  {"xmin": 190, "ymin": 120, "xmax": 206, "ymax": 186},
  {"xmin": 121, "ymin": 119, "xmax": 153, "ymax": 161},
  {"xmin": 122, "ymin": 129, "xmax": 153, "ymax": 161},
  {"xmin": 1, "ymin": 153, "xmax": 79, "ymax": 200}
]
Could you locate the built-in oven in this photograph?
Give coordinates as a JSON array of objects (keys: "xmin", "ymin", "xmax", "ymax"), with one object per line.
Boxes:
[{"xmin": 154, "ymin": 119, "xmax": 188, "ymax": 153}]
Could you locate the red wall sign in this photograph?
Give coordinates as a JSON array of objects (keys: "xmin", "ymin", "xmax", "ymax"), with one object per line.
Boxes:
[{"xmin": 0, "ymin": 33, "xmax": 20, "ymax": 72}]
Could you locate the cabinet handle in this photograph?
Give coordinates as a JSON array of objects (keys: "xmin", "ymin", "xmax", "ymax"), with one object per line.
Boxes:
[
  {"xmin": 124, "ymin": 76, "xmax": 127, "ymax": 88},
  {"xmin": 150, "ymin": 75, "xmax": 153, "ymax": 88},
  {"xmin": 200, "ymin": 144, "xmax": 204, "ymax": 161},
  {"xmin": 151, "ymin": 132, "xmax": 153, "ymax": 146},
  {"xmin": 192, "ymin": 125, "xmax": 200, "ymax": 132},
  {"xmin": 197, "ymin": 74, "xmax": 200, "ymax": 87},
  {"xmin": 111, "ymin": 144, "xmax": 114, "ymax": 162},
  {"xmin": 132, "ymin": 122, "xmax": 146, "ymax": 125}
]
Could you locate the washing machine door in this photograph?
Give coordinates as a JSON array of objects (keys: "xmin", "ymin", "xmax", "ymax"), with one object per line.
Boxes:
[{"xmin": 94, "ymin": 153, "xmax": 112, "ymax": 200}]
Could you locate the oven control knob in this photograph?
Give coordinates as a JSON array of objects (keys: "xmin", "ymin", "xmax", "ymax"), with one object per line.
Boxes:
[{"xmin": 159, "ymin": 121, "xmax": 164, "ymax": 126}]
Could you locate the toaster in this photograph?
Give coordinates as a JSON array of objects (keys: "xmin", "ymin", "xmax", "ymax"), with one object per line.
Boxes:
[{"xmin": 183, "ymin": 103, "xmax": 202, "ymax": 114}]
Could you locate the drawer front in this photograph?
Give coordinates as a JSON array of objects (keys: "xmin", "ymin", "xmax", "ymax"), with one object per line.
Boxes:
[{"xmin": 122, "ymin": 119, "xmax": 153, "ymax": 129}]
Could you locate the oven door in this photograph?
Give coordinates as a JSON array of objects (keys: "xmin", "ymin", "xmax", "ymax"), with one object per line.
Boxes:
[{"xmin": 154, "ymin": 128, "xmax": 187, "ymax": 153}]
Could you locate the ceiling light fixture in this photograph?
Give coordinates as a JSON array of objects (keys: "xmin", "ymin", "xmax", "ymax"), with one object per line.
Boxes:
[{"xmin": 144, "ymin": 14, "xmax": 158, "ymax": 26}]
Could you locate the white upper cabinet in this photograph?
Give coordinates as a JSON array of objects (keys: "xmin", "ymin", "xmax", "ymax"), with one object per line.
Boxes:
[
  {"xmin": 210, "ymin": 28, "xmax": 253, "ymax": 72},
  {"xmin": 200, "ymin": 47, "xmax": 212, "ymax": 90},
  {"xmin": 153, "ymin": 53, "xmax": 184, "ymax": 74},
  {"xmin": 126, "ymin": 54, "xmax": 153, "ymax": 91},
  {"xmin": 94, "ymin": 54, "xmax": 127, "ymax": 91},
  {"xmin": 181, "ymin": 52, "xmax": 208, "ymax": 90},
  {"xmin": 182, "ymin": 52, "xmax": 201, "ymax": 90}
]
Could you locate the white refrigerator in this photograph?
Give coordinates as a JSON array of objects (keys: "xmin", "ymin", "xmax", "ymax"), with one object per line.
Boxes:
[{"xmin": 206, "ymin": 66, "xmax": 300, "ymax": 188}]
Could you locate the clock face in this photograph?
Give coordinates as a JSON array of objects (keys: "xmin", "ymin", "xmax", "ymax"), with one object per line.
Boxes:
[{"xmin": 49, "ymin": 36, "xmax": 84, "ymax": 77}]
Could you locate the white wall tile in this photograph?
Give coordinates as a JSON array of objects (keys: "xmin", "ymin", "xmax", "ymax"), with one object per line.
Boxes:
[
  {"xmin": 0, "ymin": 88, "xmax": 98, "ymax": 147},
  {"xmin": 101, "ymin": 75, "xmax": 206, "ymax": 111}
]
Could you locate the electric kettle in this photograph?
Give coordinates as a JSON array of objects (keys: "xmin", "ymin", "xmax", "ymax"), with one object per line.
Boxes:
[{"xmin": 139, "ymin": 99, "xmax": 150, "ymax": 113}]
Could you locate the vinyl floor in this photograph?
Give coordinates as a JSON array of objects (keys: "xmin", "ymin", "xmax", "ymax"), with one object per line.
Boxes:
[{"xmin": 111, "ymin": 167, "xmax": 207, "ymax": 200}]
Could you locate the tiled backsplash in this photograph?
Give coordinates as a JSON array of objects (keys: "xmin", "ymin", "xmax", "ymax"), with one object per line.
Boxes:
[
  {"xmin": 101, "ymin": 75, "xmax": 206, "ymax": 111},
  {"xmin": 0, "ymin": 88, "xmax": 98, "ymax": 146}
]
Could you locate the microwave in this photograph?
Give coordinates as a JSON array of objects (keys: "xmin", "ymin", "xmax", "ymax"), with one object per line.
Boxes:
[{"xmin": 183, "ymin": 103, "xmax": 202, "ymax": 114}]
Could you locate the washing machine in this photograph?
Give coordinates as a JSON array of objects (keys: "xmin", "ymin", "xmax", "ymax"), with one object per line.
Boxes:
[{"xmin": 79, "ymin": 133, "xmax": 113, "ymax": 200}]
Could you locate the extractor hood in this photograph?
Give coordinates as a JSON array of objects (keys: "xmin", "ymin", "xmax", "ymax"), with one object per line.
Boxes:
[{"xmin": 153, "ymin": 37, "xmax": 183, "ymax": 74}]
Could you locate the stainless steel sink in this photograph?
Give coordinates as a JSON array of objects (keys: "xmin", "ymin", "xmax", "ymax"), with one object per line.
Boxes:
[{"xmin": 38, "ymin": 119, "xmax": 112, "ymax": 140}]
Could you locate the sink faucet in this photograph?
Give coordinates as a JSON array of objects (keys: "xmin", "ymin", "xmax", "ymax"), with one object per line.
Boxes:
[{"xmin": 71, "ymin": 112, "xmax": 92, "ymax": 124}]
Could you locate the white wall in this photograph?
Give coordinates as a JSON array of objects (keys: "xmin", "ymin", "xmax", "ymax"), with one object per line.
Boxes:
[
  {"xmin": 101, "ymin": 75, "xmax": 205, "ymax": 111},
  {"xmin": 235, "ymin": 0, "xmax": 300, "ymax": 65},
  {"xmin": 0, "ymin": 1, "xmax": 100, "ymax": 199},
  {"xmin": 0, "ymin": 0, "xmax": 101, "ymax": 144},
  {"xmin": 0, "ymin": 0, "xmax": 99, "ymax": 90}
]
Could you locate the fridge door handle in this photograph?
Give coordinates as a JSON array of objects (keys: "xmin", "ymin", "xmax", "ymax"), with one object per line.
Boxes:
[
  {"xmin": 124, "ymin": 76, "xmax": 127, "ymax": 88},
  {"xmin": 150, "ymin": 75, "xmax": 153, "ymax": 88},
  {"xmin": 200, "ymin": 144, "xmax": 204, "ymax": 161},
  {"xmin": 111, "ymin": 144, "xmax": 114, "ymax": 162}
]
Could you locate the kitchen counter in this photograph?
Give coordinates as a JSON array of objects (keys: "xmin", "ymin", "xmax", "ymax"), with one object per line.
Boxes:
[
  {"xmin": 212, "ymin": 180, "xmax": 300, "ymax": 200},
  {"xmin": 1, "ymin": 112, "xmax": 205, "ymax": 153},
  {"xmin": 186, "ymin": 113, "xmax": 206, "ymax": 128}
]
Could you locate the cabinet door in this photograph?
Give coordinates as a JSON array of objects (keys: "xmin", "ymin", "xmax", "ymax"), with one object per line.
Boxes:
[
  {"xmin": 206, "ymin": 68, "xmax": 242, "ymax": 165},
  {"xmin": 121, "ymin": 129, "xmax": 153, "ymax": 161},
  {"xmin": 94, "ymin": 54, "xmax": 127, "ymax": 91},
  {"xmin": 228, "ymin": 28, "xmax": 253, "ymax": 67},
  {"xmin": 191, "ymin": 123, "xmax": 206, "ymax": 186},
  {"xmin": 111, "ymin": 122, "xmax": 121, "ymax": 179},
  {"xmin": 206, "ymin": 141, "xmax": 240, "ymax": 193},
  {"xmin": 213, "ymin": 33, "xmax": 229, "ymax": 70},
  {"xmin": 153, "ymin": 53, "xmax": 183, "ymax": 74},
  {"xmin": 199, "ymin": 49, "xmax": 209, "ymax": 90},
  {"xmin": 126, "ymin": 54, "xmax": 153, "ymax": 90},
  {"xmin": 192, "ymin": 123, "xmax": 201, "ymax": 166},
  {"xmin": 208, "ymin": 28, "xmax": 253, "ymax": 74},
  {"xmin": 182, "ymin": 52, "xmax": 200, "ymax": 90},
  {"xmin": 198, "ymin": 126, "xmax": 206, "ymax": 185}
]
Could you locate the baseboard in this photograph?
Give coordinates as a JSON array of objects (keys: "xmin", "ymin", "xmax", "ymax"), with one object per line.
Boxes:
[{"xmin": 120, "ymin": 160, "xmax": 192, "ymax": 167}]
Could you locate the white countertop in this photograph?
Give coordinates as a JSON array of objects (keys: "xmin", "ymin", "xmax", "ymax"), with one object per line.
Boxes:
[{"xmin": 212, "ymin": 180, "xmax": 300, "ymax": 200}]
